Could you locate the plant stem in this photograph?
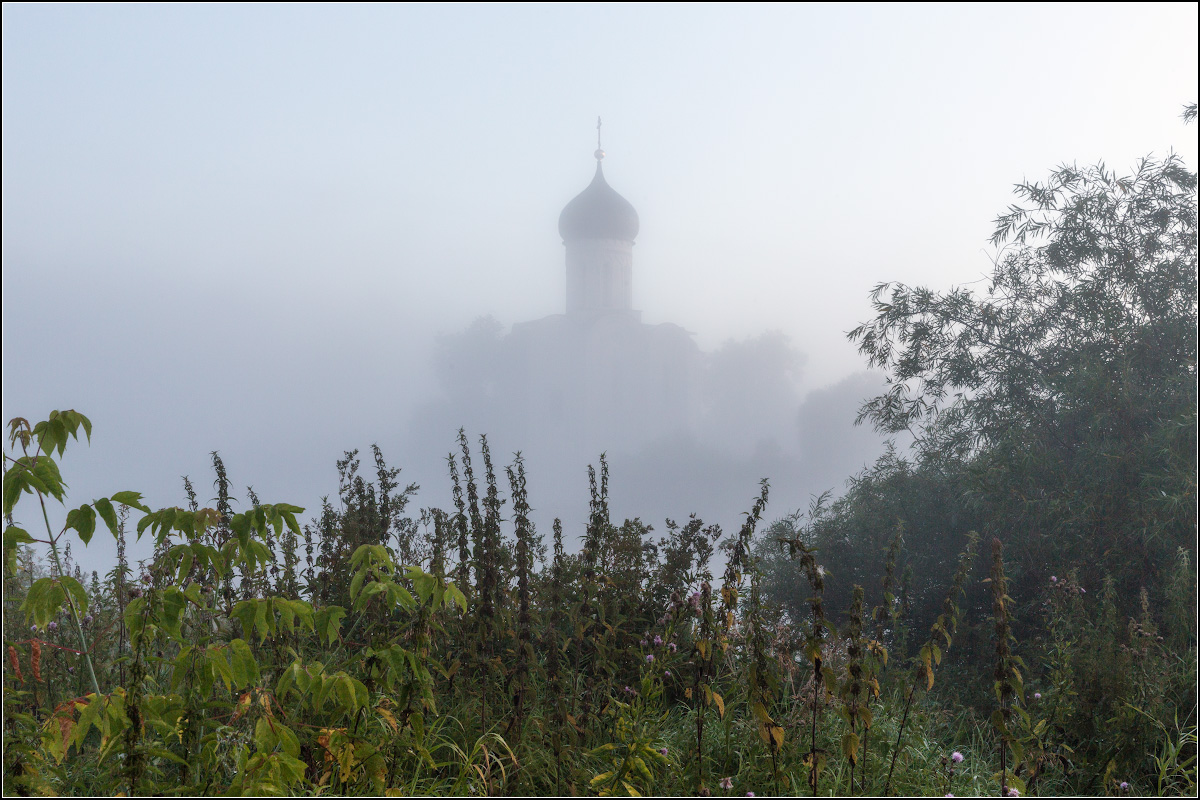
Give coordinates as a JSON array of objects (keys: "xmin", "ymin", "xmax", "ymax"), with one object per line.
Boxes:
[
  {"xmin": 38, "ymin": 491, "xmax": 101, "ymax": 697},
  {"xmin": 885, "ymin": 680, "xmax": 920, "ymax": 795}
]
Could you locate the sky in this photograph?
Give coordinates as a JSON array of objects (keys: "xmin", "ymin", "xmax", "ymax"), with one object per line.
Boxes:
[{"xmin": 3, "ymin": 3, "xmax": 1197, "ymax": 573}]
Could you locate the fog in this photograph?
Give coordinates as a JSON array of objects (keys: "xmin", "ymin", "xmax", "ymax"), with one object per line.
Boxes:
[{"xmin": 3, "ymin": 4, "xmax": 1197, "ymax": 572}]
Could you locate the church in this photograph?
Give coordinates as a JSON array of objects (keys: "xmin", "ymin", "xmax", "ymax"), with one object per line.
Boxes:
[
  {"xmin": 407, "ymin": 130, "xmax": 883, "ymax": 533},
  {"xmin": 503, "ymin": 138, "xmax": 703, "ymax": 459}
]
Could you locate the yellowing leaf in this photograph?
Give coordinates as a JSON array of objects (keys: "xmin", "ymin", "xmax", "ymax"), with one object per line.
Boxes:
[
  {"xmin": 712, "ymin": 692, "xmax": 725, "ymax": 719},
  {"xmin": 378, "ymin": 706, "xmax": 399, "ymax": 733},
  {"xmin": 842, "ymin": 731, "xmax": 860, "ymax": 763},
  {"xmin": 770, "ymin": 724, "xmax": 785, "ymax": 751}
]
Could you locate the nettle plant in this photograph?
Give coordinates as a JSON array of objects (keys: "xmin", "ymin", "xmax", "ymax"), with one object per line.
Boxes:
[{"xmin": 2, "ymin": 411, "xmax": 464, "ymax": 796}]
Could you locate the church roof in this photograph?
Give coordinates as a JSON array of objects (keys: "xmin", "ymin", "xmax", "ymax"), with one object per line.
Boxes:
[{"xmin": 558, "ymin": 155, "xmax": 640, "ymax": 242}]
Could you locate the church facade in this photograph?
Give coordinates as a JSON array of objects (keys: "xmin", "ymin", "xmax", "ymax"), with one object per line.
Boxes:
[{"xmin": 505, "ymin": 145, "xmax": 703, "ymax": 458}]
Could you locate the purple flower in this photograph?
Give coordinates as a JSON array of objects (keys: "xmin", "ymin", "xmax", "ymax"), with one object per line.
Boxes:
[
  {"xmin": 664, "ymin": 670, "xmax": 672, "ymax": 677},
  {"xmin": 689, "ymin": 592, "xmax": 701, "ymax": 609},
  {"xmin": 659, "ymin": 747, "xmax": 669, "ymax": 756},
  {"xmin": 945, "ymin": 795, "xmax": 955, "ymax": 798},
  {"xmin": 1080, "ymin": 588, "xmax": 1086, "ymax": 594},
  {"xmin": 668, "ymin": 642, "xmax": 677, "ymax": 652},
  {"xmin": 700, "ymin": 581, "xmax": 711, "ymax": 595},
  {"xmin": 1006, "ymin": 788, "xmax": 1020, "ymax": 798},
  {"xmin": 653, "ymin": 635, "xmax": 663, "ymax": 646},
  {"xmin": 68, "ymin": 666, "xmax": 75, "ymax": 674},
  {"xmin": 47, "ymin": 621, "xmax": 58, "ymax": 632},
  {"xmin": 1119, "ymin": 782, "xmax": 1130, "ymax": 791},
  {"xmin": 82, "ymin": 615, "xmax": 93, "ymax": 627},
  {"xmin": 746, "ymin": 794, "xmax": 755, "ymax": 798},
  {"xmin": 1050, "ymin": 575, "xmax": 1057, "ymax": 583},
  {"xmin": 640, "ymin": 639, "xmax": 648, "ymax": 647},
  {"xmin": 624, "ymin": 685, "xmax": 633, "ymax": 694},
  {"xmin": 1033, "ymin": 692, "xmax": 1042, "ymax": 701},
  {"xmin": 30, "ymin": 624, "xmax": 38, "ymax": 633},
  {"xmin": 719, "ymin": 777, "xmax": 733, "ymax": 790},
  {"xmin": 645, "ymin": 654, "xmax": 655, "ymax": 663},
  {"xmin": 951, "ymin": 751, "xmax": 963, "ymax": 763}
]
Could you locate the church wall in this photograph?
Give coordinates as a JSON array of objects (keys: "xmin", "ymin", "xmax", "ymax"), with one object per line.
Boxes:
[{"xmin": 565, "ymin": 238, "xmax": 634, "ymax": 313}]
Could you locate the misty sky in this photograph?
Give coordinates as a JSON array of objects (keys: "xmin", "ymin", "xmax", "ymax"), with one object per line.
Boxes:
[{"xmin": 3, "ymin": 3, "xmax": 1198, "ymax": 573}]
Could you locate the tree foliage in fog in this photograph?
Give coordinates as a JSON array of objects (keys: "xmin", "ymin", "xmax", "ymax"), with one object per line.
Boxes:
[{"xmin": 764, "ymin": 145, "xmax": 1197, "ymax": 631}]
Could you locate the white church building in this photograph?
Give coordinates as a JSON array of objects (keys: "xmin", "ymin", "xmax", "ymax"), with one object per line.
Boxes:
[{"xmin": 505, "ymin": 142, "xmax": 703, "ymax": 458}]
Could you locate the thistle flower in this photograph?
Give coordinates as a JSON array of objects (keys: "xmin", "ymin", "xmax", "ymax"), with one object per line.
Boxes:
[
  {"xmin": 1005, "ymin": 787, "xmax": 1020, "ymax": 797},
  {"xmin": 720, "ymin": 777, "xmax": 733, "ymax": 789},
  {"xmin": 82, "ymin": 614, "xmax": 93, "ymax": 627},
  {"xmin": 746, "ymin": 794, "xmax": 755, "ymax": 798},
  {"xmin": 664, "ymin": 670, "xmax": 672, "ymax": 677},
  {"xmin": 30, "ymin": 624, "xmax": 38, "ymax": 633},
  {"xmin": 653, "ymin": 635, "xmax": 663, "ymax": 646},
  {"xmin": 645, "ymin": 654, "xmax": 655, "ymax": 663},
  {"xmin": 659, "ymin": 747, "xmax": 669, "ymax": 756},
  {"xmin": 1119, "ymin": 782, "xmax": 1130, "ymax": 791},
  {"xmin": 640, "ymin": 639, "xmax": 648, "ymax": 647},
  {"xmin": 1033, "ymin": 692, "xmax": 1042, "ymax": 700},
  {"xmin": 668, "ymin": 642, "xmax": 677, "ymax": 652},
  {"xmin": 1050, "ymin": 575, "xmax": 1057, "ymax": 582},
  {"xmin": 47, "ymin": 621, "xmax": 58, "ymax": 632},
  {"xmin": 951, "ymin": 751, "xmax": 963, "ymax": 763}
]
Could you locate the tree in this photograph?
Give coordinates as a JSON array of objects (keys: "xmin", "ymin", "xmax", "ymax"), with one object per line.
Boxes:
[{"xmin": 848, "ymin": 147, "xmax": 1196, "ymax": 605}]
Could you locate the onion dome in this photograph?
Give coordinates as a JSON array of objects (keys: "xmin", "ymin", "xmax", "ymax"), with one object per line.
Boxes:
[{"xmin": 558, "ymin": 150, "xmax": 640, "ymax": 242}]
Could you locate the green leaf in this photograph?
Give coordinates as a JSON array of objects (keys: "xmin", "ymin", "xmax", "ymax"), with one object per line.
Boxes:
[
  {"xmin": 445, "ymin": 582, "xmax": 467, "ymax": 612},
  {"xmin": 125, "ymin": 597, "xmax": 147, "ymax": 642},
  {"xmin": 74, "ymin": 693, "xmax": 104, "ymax": 750},
  {"xmin": 40, "ymin": 417, "xmax": 66, "ymax": 457},
  {"xmin": 31, "ymin": 456, "xmax": 67, "ymax": 503},
  {"xmin": 146, "ymin": 747, "xmax": 189, "ymax": 767},
  {"xmin": 2, "ymin": 464, "xmax": 27, "ymax": 515},
  {"xmin": 208, "ymin": 645, "xmax": 234, "ymax": 692},
  {"xmin": 255, "ymin": 717, "xmax": 276, "ymax": 753},
  {"xmin": 276, "ymin": 662, "xmax": 298, "ymax": 699},
  {"xmin": 93, "ymin": 497, "xmax": 120, "ymax": 539},
  {"xmin": 74, "ymin": 411, "xmax": 92, "ymax": 443},
  {"xmin": 59, "ymin": 574, "xmax": 89, "ymax": 616},
  {"xmin": 23, "ymin": 577, "xmax": 66, "ymax": 628},
  {"xmin": 230, "ymin": 638, "xmax": 259, "ymax": 689},
  {"xmin": 66, "ymin": 504, "xmax": 97, "ymax": 545},
  {"xmin": 275, "ymin": 723, "xmax": 300, "ymax": 759},
  {"xmin": 176, "ymin": 549, "xmax": 194, "ymax": 584},
  {"xmin": 334, "ymin": 674, "xmax": 358, "ymax": 713},
  {"xmin": 4, "ymin": 525, "xmax": 35, "ymax": 572},
  {"xmin": 110, "ymin": 491, "xmax": 150, "ymax": 513},
  {"xmin": 316, "ymin": 606, "xmax": 346, "ymax": 646},
  {"xmin": 410, "ymin": 570, "xmax": 437, "ymax": 605},
  {"xmin": 254, "ymin": 598, "xmax": 270, "ymax": 641}
]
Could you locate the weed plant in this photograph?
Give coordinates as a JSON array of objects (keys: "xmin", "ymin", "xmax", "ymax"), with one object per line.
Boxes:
[{"xmin": 2, "ymin": 412, "xmax": 1194, "ymax": 797}]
